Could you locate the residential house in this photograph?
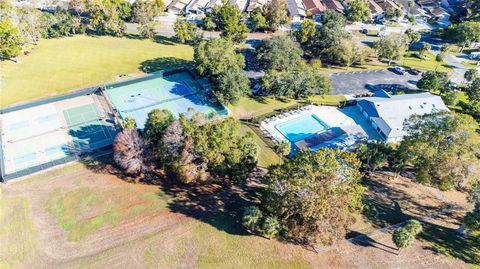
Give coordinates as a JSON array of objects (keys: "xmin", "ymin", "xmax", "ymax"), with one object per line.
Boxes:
[
  {"xmin": 367, "ymin": 0, "xmax": 384, "ymax": 20},
  {"xmin": 323, "ymin": 0, "xmax": 345, "ymax": 13},
  {"xmin": 288, "ymin": 0, "xmax": 307, "ymax": 21},
  {"xmin": 356, "ymin": 91, "xmax": 449, "ymax": 142},
  {"xmin": 302, "ymin": 0, "xmax": 327, "ymax": 20}
]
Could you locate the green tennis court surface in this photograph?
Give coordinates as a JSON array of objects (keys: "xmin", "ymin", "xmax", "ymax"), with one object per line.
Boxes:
[
  {"xmin": 105, "ymin": 71, "xmax": 228, "ymax": 129},
  {"xmin": 63, "ymin": 104, "xmax": 115, "ymax": 151}
]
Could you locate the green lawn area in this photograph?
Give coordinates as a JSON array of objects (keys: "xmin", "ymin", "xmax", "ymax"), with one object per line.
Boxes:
[
  {"xmin": 402, "ymin": 52, "xmax": 453, "ymax": 72},
  {"xmin": 240, "ymin": 123, "xmax": 281, "ymax": 168},
  {"xmin": 317, "ymin": 63, "xmax": 388, "ymax": 73},
  {"xmin": 0, "ymin": 197, "xmax": 38, "ymax": 269},
  {"xmin": 462, "ymin": 60, "xmax": 480, "ymax": 69},
  {"xmin": 0, "ymin": 35, "xmax": 193, "ymax": 107},
  {"xmin": 229, "ymin": 95, "xmax": 346, "ymax": 119}
]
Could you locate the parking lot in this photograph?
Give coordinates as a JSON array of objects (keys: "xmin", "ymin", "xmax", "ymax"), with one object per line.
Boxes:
[{"xmin": 329, "ymin": 69, "xmax": 420, "ymax": 95}]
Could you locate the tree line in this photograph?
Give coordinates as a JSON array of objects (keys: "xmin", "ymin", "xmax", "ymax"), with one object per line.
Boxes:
[{"xmin": 0, "ymin": 0, "xmax": 164, "ymax": 61}]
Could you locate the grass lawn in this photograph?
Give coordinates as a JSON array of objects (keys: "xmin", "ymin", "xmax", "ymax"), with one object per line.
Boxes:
[
  {"xmin": 402, "ymin": 52, "xmax": 453, "ymax": 72},
  {"xmin": 317, "ymin": 63, "xmax": 388, "ymax": 73},
  {"xmin": 462, "ymin": 60, "xmax": 480, "ymax": 69},
  {"xmin": 0, "ymin": 35, "xmax": 193, "ymax": 107},
  {"xmin": 0, "ymin": 197, "xmax": 38, "ymax": 269},
  {"xmin": 229, "ymin": 95, "xmax": 346, "ymax": 119},
  {"xmin": 46, "ymin": 182, "xmax": 171, "ymax": 241},
  {"xmin": 239, "ymin": 123, "xmax": 281, "ymax": 167}
]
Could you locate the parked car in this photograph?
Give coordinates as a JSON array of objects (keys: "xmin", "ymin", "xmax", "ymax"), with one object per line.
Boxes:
[
  {"xmin": 360, "ymin": 28, "xmax": 368, "ymax": 34},
  {"xmin": 393, "ymin": 66, "xmax": 406, "ymax": 75},
  {"xmin": 408, "ymin": 68, "xmax": 422, "ymax": 75}
]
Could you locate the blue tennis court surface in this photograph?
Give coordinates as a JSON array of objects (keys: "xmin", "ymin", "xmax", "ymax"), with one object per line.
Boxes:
[{"xmin": 105, "ymin": 71, "xmax": 228, "ymax": 129}]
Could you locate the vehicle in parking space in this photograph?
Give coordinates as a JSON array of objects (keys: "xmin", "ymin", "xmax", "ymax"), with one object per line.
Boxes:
[
  {"xmin": 393, "ymin": 66, "xmax": 406, "ymax": 75},
  {"xmin": 360, "ymin": 28, "xmax": 368, "ymax": 34},
  {"xmin": 408, "ymin": 68, "xmax": 422, "ymax": 75}
]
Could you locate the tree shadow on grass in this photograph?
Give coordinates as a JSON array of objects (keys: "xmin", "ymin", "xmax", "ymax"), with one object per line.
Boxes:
[
  {"xmin": 153, "ymin": 35, "xmax": 177, "ymax": 46},
  {"xmin": 347, "ymin": 231, "xmax": 398, "ymax": 255},
  {"xmin": 419, "ymin": 222, "xmax": 480, "ymax": 264},
  {"xmin": 139, "ymin": 57, "xmax": 194, "ymax": 73},
  {"xmin": 158, "ymin": 174, "xmax": 264, "ymax": 236}
]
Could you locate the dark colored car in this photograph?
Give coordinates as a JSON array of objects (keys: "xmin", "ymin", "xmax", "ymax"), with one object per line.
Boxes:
[{"xmin": 408, "ymin": 68, "xmax": 422, "ymax": 75}]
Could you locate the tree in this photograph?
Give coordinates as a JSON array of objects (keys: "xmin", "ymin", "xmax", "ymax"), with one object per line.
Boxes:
[
  {"xmin": 416, "ymin": 71, "xmax": 450, "ymax": 93},
  {"xmin": 212, "ymin": 68, "xmax": 250, "ymax": 104},
  {"xmin": 164, "ymin": 115, "xmax": 258, "ymax": 184},
  {"xmin": 249, "ymin": 8, "xmax": 267, "ymax": 31},
  {"xmin": 374, "ymin": 34, "xmax": 407, "ymax": 65},
  {"xmin": 194, "ymin": 38, "xmax": 245, "ymax": 77},
  {"xmin": 400, "ymin": 113, "xmax": 480, "ymax": 190},
  {"xmin": 113, "ymin": 129, "xmax": 151, "ymax": 176},
  {"xmin": 311, "ymin": 11, "xmax": 350, "ymax": 62},
  {"xmin": 464, "ymin": 184, "xmax": 480, "ymax": 232},
  {"xmin": 340, "ymin": 39, "xmax": 367, "ymax": 69},
  {"xmin": 446, "ymin": 21, "xmax": 480, "ymax": 52},
  {"xmin": 443, "ymin": 91, "xmax": 459, "ymax": 106},
  {"xmin": 384, "ymin": 8, "xmax": 403, "ymax": 21},
  {"xmin": 274, "ymin": 140, "xmax": 291, "ymax": 157},
  {"xmin": 243, "ymin": 206, "xmax": 263, "ymax": 232},
  {"xmin": 123, "ymin": 117, "xmax": 137, "ymax": 129},
  {"xmin": 0, "ymin": 20, "xmax": 22, "ymax": 61},
  {"xmin": 347, "ymin": 0, "xmax": 371, "ymax": 22},
  {"xmin": 355, "ymin": 142, "xmax": 392, "ymax": 172},
  {"xmin": 261, "ymin": 217, "xmax": 281, "ymax": 239},
  {"xmin": 440, "ymin": 44, "xmax": 450, "ymax": 53},
  {"xmin": 466, "ymin": 78, "xmax": 480, "ymax": 103},
  {"xmin": 262, "ymin": 62, "xmax": 332, "ymax": 98},
  {"xmin": 435, "ymin": 52, "xmax": 445, "ymax": 71},
  {"xmin": 263, "ymin": 0, "xmax": 289, "ymax": 31},
  {"xmin": 404, "ymin": 220, "xmax": 423, "ymax": 236},
  {"xmin": 15, "ymin": 7, "xmax": 43, "ymax": 45},
  {"xmin": 255, "ymin": 35, "xmax": 303, "ymax": 71},
  {"xmin": 262, "ymin": 148, "xmax": 364, "ymax": 245},
  {"xmin": 206, "ymin": 1, "xmax": 249, "ymax": 43},
  {"xmin": 143, "ymin": 109, "xmax": 174, "ymax": 145},
  {"xmin": 85, "ymin": 0, "xmax": 126, "ymax": 36},
  {"xmin": 133, "ymin": 0, "xmax": 157, "ymax": 38},
  {"xmin": 295, "ymin": 18, "xmax": 316, "ymax": 47},
  {"xmin": 405, "ymin": 29, "xmax": 420, "ymax": 49},
  {"xmin": 418, "ymin": 42, "xmax": 431, "ymax": 59},
  {"xmin": 392, "ymin": 227, "xmax": 415, "ymax": 254},
  {"xmin": 465, "ymin": 68, "xmax": 479, "ymax": 82},
  {"xmin": 173, "ymin": 19, "xmax": 201, "ymax": 44}
]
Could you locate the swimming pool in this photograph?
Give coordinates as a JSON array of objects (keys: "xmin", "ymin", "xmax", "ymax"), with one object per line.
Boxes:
[{"xmin": 275, "ymin": 114, "xmax": 329, "ymax": 142}]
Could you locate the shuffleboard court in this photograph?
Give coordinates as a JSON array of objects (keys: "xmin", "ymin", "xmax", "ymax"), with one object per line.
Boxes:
[{"xmin": 105, "ymin": 71, "xmax": 228, "ymax": 129}]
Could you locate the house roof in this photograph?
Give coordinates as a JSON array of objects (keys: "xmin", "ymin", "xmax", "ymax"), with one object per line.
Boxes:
[
  {"xmin": 357, "ymin": 92, "xmax": 449, "ymax": 139},
  {"xmin": 430, "ymin": 6, "xmax": 448, "ymax": 15},
  {"xmin": 367, "ymin": 0, "xmax": 384, "ymax": 13},
  {"xmin": 247, "ymin": 0, "xmax": 269, "ymax": 11},
  {"xmin": 287, "ymin": 0, "xmax": 307, "ymax": 16},
  {"xmin": 323, "ymin": 0, "xmax": 345, "ymax": 12},
  {"xmin": 376, "ymin": 0, "xmax": 401, "ymax": 10},
  {"xmin": 303, "ymin": 0, "xmax": 327, "ymax": 14}
]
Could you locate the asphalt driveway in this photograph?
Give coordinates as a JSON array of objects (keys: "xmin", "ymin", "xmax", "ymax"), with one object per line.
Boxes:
[{"xmin": 329, "ymin": 69, "xmax": 420, "ymax": 95}]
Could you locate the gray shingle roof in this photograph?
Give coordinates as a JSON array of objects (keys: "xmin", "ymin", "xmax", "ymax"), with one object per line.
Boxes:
[{"xmin": 357, "ymin": 93, "xmax": 449, "ymax": 140}]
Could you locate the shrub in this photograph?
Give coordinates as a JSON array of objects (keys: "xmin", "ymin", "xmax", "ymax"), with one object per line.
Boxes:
[
  {"xmin": 243, "ymin": 206, "xmax": 263, "ymax": 232},
  {"xmin": 404, "ymin": 219, "xmax": 423, "ymax": 236},
  {"xmin": 261, "ymin": 216, "xmax": 281, "ymax": 239}
]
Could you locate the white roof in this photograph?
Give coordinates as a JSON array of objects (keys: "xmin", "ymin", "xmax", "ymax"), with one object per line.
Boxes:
[{"xmin": 357, "ymin": 92, "xmax": 449, "ymax": 140}]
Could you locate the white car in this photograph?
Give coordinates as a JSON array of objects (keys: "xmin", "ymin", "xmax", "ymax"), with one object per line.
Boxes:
[{"xmin": 394, "ymin": 66, "xmax": 406, "ymax": 75}]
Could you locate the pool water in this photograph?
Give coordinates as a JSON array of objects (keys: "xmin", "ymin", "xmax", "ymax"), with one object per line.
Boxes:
[{"xmin": 275, "ymin": 114, "xmax": 329, "ymax": 142}]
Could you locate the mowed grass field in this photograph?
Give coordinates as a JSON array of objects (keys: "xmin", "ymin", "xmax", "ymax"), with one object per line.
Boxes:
[
  {"xmin": 0, "ymin": 35, "xmax": 193, "ymax": 107},
  {"xmin": 0, "ymin": 162, "xmax": 476, "ymax": 268}
]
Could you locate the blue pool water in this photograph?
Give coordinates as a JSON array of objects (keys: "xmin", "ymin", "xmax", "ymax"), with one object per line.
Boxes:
[{"xmin": 275, "ymin": 114, "xmax": 329, "ymax": 142}]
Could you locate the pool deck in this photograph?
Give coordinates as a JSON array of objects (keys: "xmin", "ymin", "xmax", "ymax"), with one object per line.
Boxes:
[{"xmin": 260, "ymin": 105, "xmax": 381, "ymax": 151}]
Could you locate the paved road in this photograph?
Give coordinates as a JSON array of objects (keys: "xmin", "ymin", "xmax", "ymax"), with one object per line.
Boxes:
[{"xmin": 329, "ymin": 69, "xmax": 420, "ymax": 95}]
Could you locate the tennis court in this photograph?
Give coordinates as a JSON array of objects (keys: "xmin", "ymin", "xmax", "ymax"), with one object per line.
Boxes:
[
  {"xmin": 105, "ymin": 71, "xmax": 228, "ymax": 129},
  {"xmin": 63, "ymin": 103, "xmax": 115, "ymax": 152}
]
